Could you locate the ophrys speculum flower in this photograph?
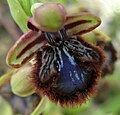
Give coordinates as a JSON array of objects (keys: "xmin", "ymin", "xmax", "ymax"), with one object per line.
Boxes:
[{"xmin": 6, "ymin": 3, "xmax": 106, "ymax": 106}]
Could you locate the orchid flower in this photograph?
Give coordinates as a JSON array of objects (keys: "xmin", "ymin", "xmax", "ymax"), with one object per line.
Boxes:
[{"xmin": 6, "ymin": 3, "xmax": 106, "ymax": 106}]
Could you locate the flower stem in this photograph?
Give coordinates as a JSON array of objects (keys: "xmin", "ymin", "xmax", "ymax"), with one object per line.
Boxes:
[
  {"xmin": 31, "ymin": 96, "xmax": 47, "ymax": 115},
  {"xmin": 0, "ymin": 70, "xmax": 14, "ymax": 87}
]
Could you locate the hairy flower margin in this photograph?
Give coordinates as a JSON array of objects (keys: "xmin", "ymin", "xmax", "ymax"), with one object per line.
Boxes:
[{"xmin": 6, "ymin": 3, "xmax": 107, "ymax": 106}]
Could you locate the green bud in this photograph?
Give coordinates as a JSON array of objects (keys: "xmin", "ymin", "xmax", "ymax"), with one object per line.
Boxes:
[
  {"xmin": 11, "ymin": 63, "xmax": 35, "ymax": 97},
  {"xmin": 33, "ymin": 3, "xmax": 66, "ymax": 32}
]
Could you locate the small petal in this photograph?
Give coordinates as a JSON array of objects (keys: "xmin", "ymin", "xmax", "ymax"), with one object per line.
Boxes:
[
  {"xmin": 64, "ymin": 13, "xmax": 101, "ymax": 36},
  {"xmin": 6, "ymin": 30, "xmax": 47, "ymax": 68}
]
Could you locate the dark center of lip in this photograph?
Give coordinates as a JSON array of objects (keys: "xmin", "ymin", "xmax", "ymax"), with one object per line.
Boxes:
[{"xmin": 44, "ymin": 28, "xmax": 68, "ymax": 47}]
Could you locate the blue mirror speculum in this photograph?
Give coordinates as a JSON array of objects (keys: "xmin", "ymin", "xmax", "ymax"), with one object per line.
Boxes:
[{"xmin": 31, "ymin": 26, "xmax": 105, "ymax": 105}]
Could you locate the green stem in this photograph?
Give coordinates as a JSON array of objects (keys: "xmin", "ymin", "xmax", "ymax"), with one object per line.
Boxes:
[
  {"xmin": 31, "ymin": 96, "xmax": 47, "ymax": 115},
  {"xmin": 0, "ymin": 70, "xmax": 14, "ymax": 87}
]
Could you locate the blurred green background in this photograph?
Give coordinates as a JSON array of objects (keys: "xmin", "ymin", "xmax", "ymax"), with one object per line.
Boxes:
[{"xmin": 0, "ymin": 0, "xmax": 120, "ymax": 115}]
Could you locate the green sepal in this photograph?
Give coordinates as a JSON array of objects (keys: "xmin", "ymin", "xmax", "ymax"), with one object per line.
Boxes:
[
  {"xmin": 6, "ymin": 30, "xmax": 47, "ymax": 68},
  {"xmin": 65, "ymin": 13, "xmax": 101, "ymax": 36}
]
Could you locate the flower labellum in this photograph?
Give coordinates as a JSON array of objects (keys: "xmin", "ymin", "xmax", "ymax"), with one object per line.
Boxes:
[{"xmin": 6, "ymin": 3, "xmax": 106, "ymax": 106}]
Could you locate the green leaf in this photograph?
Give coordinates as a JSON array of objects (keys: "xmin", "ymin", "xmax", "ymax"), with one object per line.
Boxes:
[
  {"xmin": 7, "ymin": 0, "xmax": 29, "ymax": 32},
  {"xmin": 18, "ymin": 0, "xmax": 39, "ymax": 16},
  {"xmin": 18, "ymin": 0, "xmax": 32, "ymax": 16},
  {"xmin": 30, "ymin": 0, "xmax": 39, "ymax": 5}
]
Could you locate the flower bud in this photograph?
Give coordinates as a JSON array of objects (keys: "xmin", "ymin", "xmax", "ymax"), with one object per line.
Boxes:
[
  {"xmin": 11, "ymin": 63, "xmax": 35, "ymax": 97},
  {"xmin": 33, "ymin": 3, "xmax": 66, "ymax": 32}
]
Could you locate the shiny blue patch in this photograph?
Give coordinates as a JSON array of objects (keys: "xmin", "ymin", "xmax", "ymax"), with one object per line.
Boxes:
[{"xmin": 57, "ymin": 48, "xmax": 90, "ymax": 94}]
